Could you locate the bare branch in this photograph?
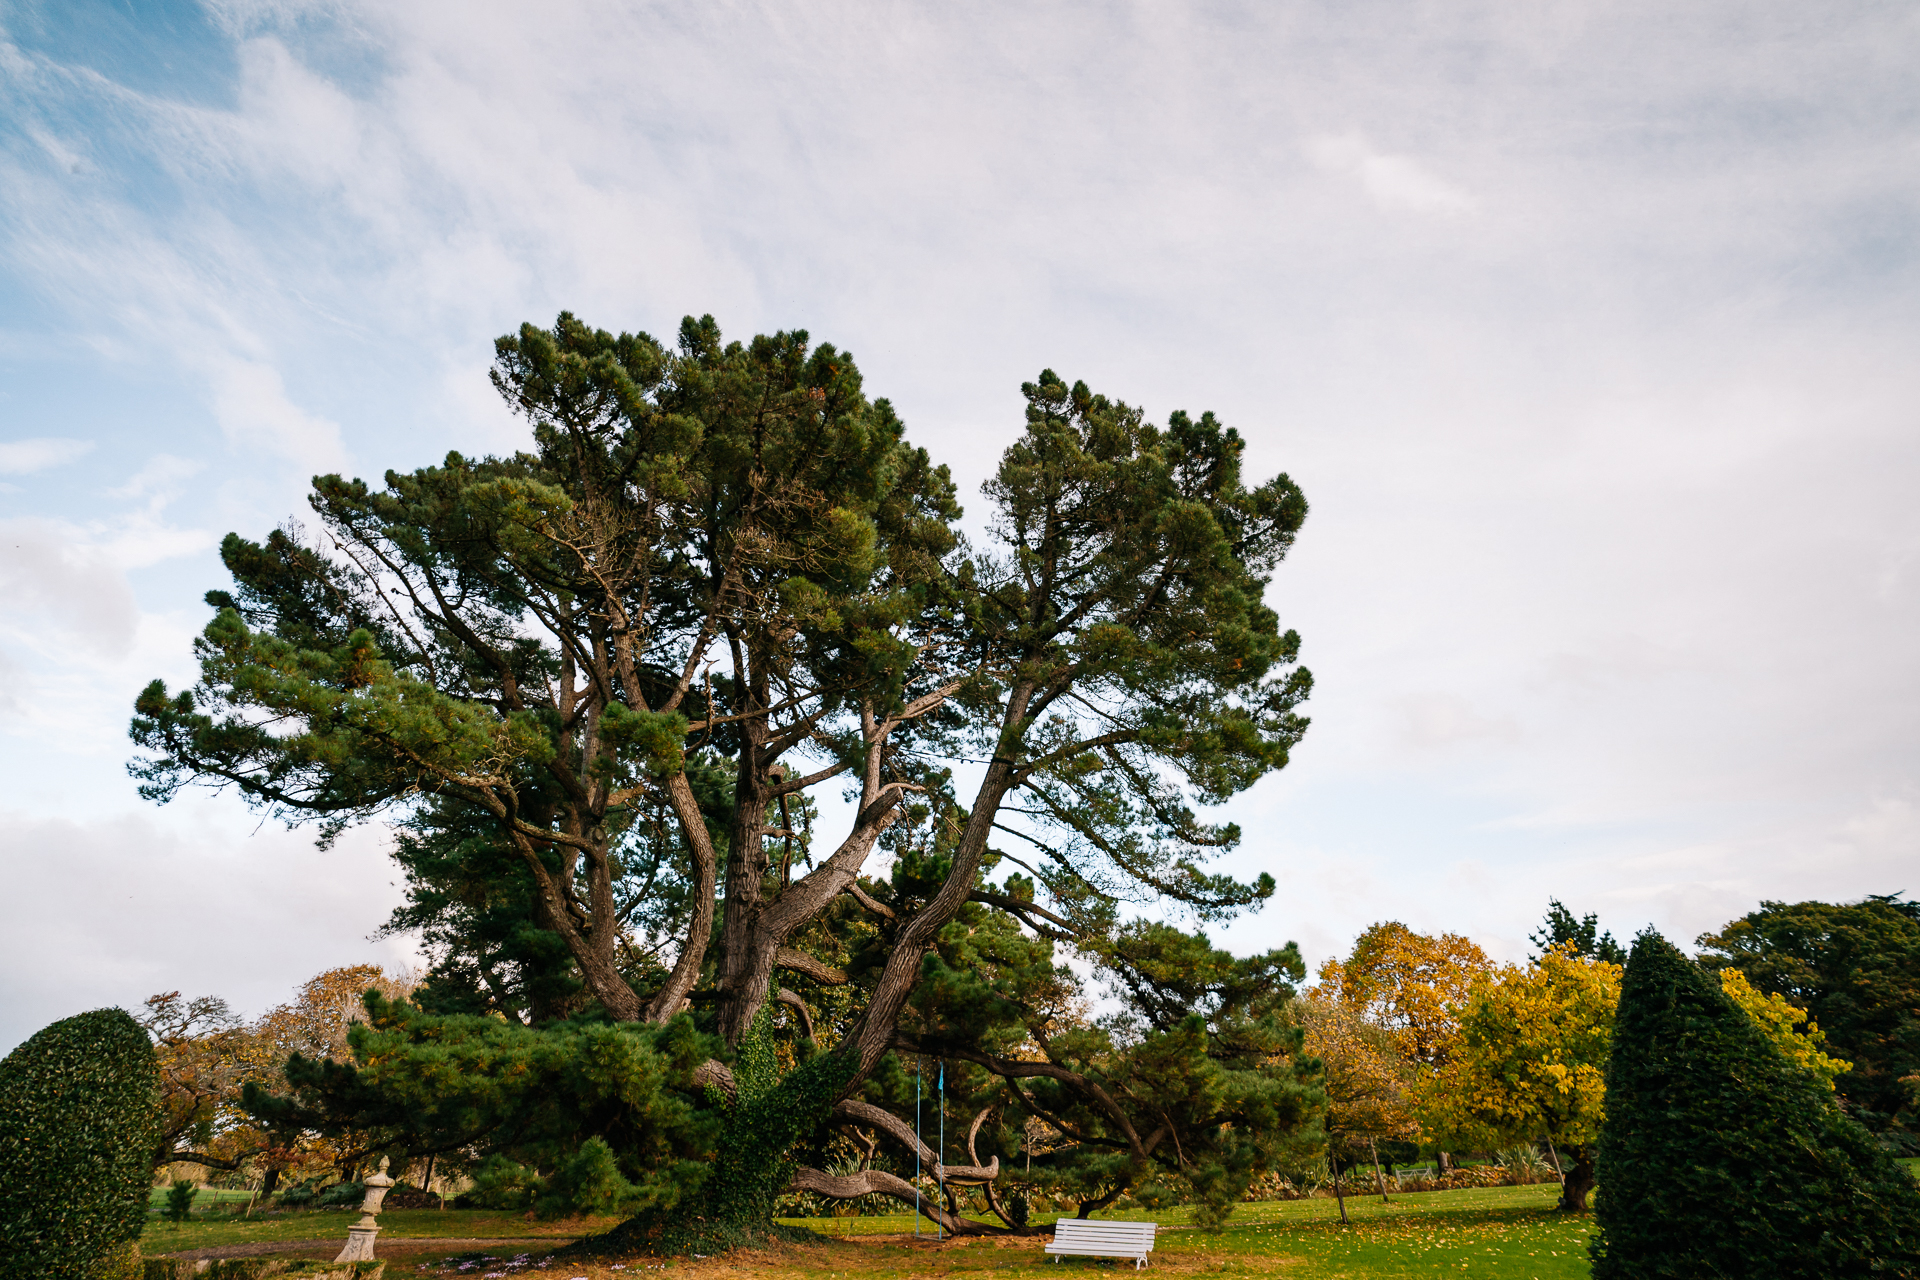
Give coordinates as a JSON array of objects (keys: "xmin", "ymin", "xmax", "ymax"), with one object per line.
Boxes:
[{"xmin": 775, "ymin": 947, "xmax": 847, "ymax": 986}]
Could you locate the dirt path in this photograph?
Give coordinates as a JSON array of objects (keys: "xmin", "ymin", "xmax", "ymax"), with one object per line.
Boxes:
[{"xmin": 152, "ymin": 1237, "xmax": 573, "ymax": 1261}]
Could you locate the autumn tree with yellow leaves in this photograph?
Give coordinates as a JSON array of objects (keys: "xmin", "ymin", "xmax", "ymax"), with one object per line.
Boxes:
[
  {"xmin": 1718, "ymin": 968, "xmax": 1852, "ymax": 1091},
  {"xmin": 1307, "ymin": 921, "xmax": 1491, "ymax": 1193},
  {"xmin": 1315, "ymin": 921, "xmax": 1493, "ymax": 1069},
  {"xmin": 1416, "ymin": 944, "xmax": 1621, "ymax": 1211}
]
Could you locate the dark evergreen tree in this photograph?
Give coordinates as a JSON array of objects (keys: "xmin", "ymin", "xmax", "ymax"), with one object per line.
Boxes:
[
  {"xmin": 1698, "ymin": 894, "xmax": 1920, "ymax": 1150},
  {"xmin": 1530, "ymin": 898, "xmax": 1627, "ymax": 965},
  {"xmin": 0, "ymin": 1009, "xmax": 161, "ymax": 1280},
  {"xmin": 129, "ymin": 317, "xmax": 1314, "ymax": 1248},
  {"xmin": 1592, "ymin": 931, "xmax": 1920, "ymax": 1279}
]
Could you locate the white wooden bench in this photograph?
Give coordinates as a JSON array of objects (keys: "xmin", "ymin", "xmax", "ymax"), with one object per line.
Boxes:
[{"xmin": 1045, "ymin": 1218, "xmax": 1157, "ymax": 1268}]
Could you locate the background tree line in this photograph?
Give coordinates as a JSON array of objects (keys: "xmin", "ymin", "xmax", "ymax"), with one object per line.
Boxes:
[{"xmin": 1287, "ymin": 892, "xmax": 1914, "ymax": 1220}]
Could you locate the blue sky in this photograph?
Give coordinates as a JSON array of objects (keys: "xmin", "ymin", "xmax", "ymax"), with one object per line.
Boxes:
[{"xmin": 3, "ymin": 0, "xmax": 1918, "ymax": 1049}]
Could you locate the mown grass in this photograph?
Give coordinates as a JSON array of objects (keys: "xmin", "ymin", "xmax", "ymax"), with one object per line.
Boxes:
[
  {"xmin": 146, "ymin": 1184, "xmax": 1595, "ymax": 1278},
  {"xmin": 147, "ymin": 1186, "xmax": 259, "ymax": 1210},
  {"xmin": 763, "ymin": 1185, "xmax": 1592, "ymax": 1279},
  {"xmin": 140, "ymin": 1206, "xmax": 618, "ymax": 1253}
]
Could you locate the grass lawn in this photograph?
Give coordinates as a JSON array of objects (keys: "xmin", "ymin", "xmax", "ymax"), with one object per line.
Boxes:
[
  {"xmin": 148, "ymin": 1186, "xmax": 259, "ymax": 1210},
  {"xmin": 144, "ymin": 1184, "xmax": 1595, "ymax": 1279},
  {"xmin": 141, "ymin": 1206, "xmax": 620, "ymax": 1254}
]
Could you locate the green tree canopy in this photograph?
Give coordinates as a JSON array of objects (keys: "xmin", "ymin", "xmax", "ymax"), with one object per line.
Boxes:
[
  {"xmin": 1530, "ymin": 899, "xmax": 1626, "ymax": 966},
  {"xmin": 129, "ymin": 316, "xmax": 1316, "ymax": 1246},
  {"xmin": 1697, "ymin": 894, "xmax": 1920, "ymax": 1149}
]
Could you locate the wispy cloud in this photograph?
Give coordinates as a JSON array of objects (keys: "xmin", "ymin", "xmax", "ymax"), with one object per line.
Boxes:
[
  {"xmin": 0, "ymin": 437, "xmax": 94, "ymax": 474},
  {"xmin": 1, "ymin": 0, "xmax": 1918, "ymax": 1000},
  {"xmin": 1303, "ymin": 134, "xmax": 1476, "ymax": 214}
]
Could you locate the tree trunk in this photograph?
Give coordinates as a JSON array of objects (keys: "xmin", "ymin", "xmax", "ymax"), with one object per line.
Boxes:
[
  {"xmin": 1077, "ymin": 1180, "xmax": 1129, "ymax": 1219},
  {"xmin": 1331, "ymin": 1155, "xmax": 1349, "ymax": 1224},
  {"xmin": 1557, "ymin": 1145, "xmax": 1595, "ymax": 1212},
  {"xmin": 716, "ymin": 749, "xmax": 774, "ymax": 1046},
  {"xmin": 1369, "ymin": 1136, "xmax": 1391, "ymax": 1203},
  {"xmin": 595, "ymin": 1050, "xmax": 857, "ymax": 1253}
]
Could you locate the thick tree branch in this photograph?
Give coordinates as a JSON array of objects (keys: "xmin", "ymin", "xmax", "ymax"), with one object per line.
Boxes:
[
  {"xmin": 774, "ymin": 948, "xmax": 847, "ymax": 986},
  {"xmin": 828, "ymin": 1099, "xmax": 1000, "ymax": 1184},
  {"xmin": 893, "ymin": 1035, "xmax": 1149, "ymax": 1164},
  {"xmin": 644, "ymin": 769, "xmax": 720, "ymax": 1023},
  {"xmin": 844, "ymin": 882, "xmax": 897, "ymax": 920},
  {"xmin": 787, "ymin": 1166, "xmax": 1009, "ymax": 1235},
  {"xmin": 691, "ymin": 1058, "xmax": 737, "ymax": 1104},
  {"xmin": 775, "ymin": 987, "xmax": 815, "ymax": 1041}
]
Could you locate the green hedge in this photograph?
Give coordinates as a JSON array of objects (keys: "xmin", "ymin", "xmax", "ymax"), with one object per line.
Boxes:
[
  {"xmin": 1592, "ymin": 932, "xmax": 1920, "ymax": 1278},
  {"xmin": 0, "ymin": 1008, "xmax": 161, "ymax": 1280}
]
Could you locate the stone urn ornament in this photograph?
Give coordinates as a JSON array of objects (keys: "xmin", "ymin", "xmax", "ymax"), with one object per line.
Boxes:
[{"xmin": 334, "ymin": 1155, "xmax": 396, "ymax": 1261}]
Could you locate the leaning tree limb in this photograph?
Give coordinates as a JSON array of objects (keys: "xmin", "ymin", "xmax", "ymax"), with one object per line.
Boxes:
[
  {"xmin": 776, "ymin": 987, "xmax": 815, "ymax": 1041},
  {"xmin": 786, "ymin": 1166, "xmax": 1008, "ymax": 1236},
  {"xmin": 828, "ymin": 1098, "xmax": 1000, "ymax": 1184}
]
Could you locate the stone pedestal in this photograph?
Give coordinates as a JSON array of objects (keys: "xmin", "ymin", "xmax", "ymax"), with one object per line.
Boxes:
[{"xmin": 335, "ymin": 1156, "xmax": 396, "ymax": 1262}]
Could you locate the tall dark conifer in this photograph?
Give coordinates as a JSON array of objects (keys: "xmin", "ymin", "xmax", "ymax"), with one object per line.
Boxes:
[{"xmin": 1592, "ymin": 931, "xmax": 1920, "ymax": 1279}]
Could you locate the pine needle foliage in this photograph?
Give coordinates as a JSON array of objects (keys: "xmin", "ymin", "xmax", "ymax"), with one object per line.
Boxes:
[
  {"xmin": 0, "ymin": 1009, "xmax": 161, "ymax": 1280},
  {"xmin": 125, "ymin": 316, "xmax": 1320, "ymax": 1244},
  {"xmin": 1591, "ymin": 931, "xmax": 1920, "ymax": 1279}
]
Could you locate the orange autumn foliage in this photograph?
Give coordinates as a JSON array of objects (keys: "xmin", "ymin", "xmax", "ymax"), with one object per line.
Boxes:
[{"xmin": 1315, "ymin": 921, "xmax": 1493, "ymax": 1067}]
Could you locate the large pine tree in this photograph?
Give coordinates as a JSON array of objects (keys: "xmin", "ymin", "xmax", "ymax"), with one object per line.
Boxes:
[
  {"xmin": 1592, "ymin": 931, "xmax": 1920, "ymax": 1278},
  {"xmin": 130, "ymin": 315, "xmax": 1320, "ymax": 1247}
]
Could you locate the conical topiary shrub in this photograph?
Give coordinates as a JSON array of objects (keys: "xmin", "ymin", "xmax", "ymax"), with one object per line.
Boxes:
[
  {"xmin": 0, "ymin": 1008, "xmax": 161, "ymax": 1280},
  {"xmin": 1592, "ymin": 930, "xmax": 1920, "ymax": 1278}
]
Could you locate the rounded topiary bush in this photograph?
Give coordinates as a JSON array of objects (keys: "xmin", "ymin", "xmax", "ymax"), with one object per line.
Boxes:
[{"xmin": 0, "ymin": 1007, "xmax": 161, "ymax": 1280}]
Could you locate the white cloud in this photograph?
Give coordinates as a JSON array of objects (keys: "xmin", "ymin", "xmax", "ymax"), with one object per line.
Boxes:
[
  {"xmin": 0, "ymin": 806, "xmax": 418, "ymax": 1054},
  {"xmin": 1303, "ymin": 134, "xmax": 1476, "ymax": 214},
  {"xmin": 1393, "ymin": 693, "xmax": 1522, "ymax": 750},
  {"xmin": 0, "ymin": 518, "xmax": 142, "ymax": 656},
  {"xmin": 209, "ymin": 359, "xmax": 350, "ymax": 473},
  {"xmin": 2, "ymin": 0, "xmax": 1919, "ymax": 1009},
  {"xmin": 0, "ymin": 437, "xmax": 94, "ymax": 474},
  {"xmin": 109, "ymin": 454, "xmax": 205, "ymax": 503}
]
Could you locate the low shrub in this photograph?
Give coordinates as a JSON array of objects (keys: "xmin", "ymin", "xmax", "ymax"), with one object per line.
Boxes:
[
  {"xmin": 315, "ymin": 1181, "xmax": 365, "ymax": 1208},
  {"xmin": 375, "ymin": 1182, "xmax": 442, "ymax": 1209},
  {"xmin": 1392, "ymin": 1165, "xmax": 1516, "ymax": 1192},
  {"xmin": 143, "ymin": 1262, "xmax": 385, "ymax": 1280},
  {"xmin": 162, "ymin": 1181, "xmax": 197, "ymax": 1223},
  {"xmin": 91, "ymin": 1242, "xmax": 143, "ymax": 1280},
  {"xmin": 0, "ymin": 1007, "xmax": 162, "ymax": 1280}
]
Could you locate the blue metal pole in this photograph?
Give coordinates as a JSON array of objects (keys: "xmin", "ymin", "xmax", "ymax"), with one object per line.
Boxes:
[
  {"xmin": 937, "ymin": 1060, "xmax": 946, "ymax": 1241},
  {"xmin": 914, "ymin": 1056, "xmax": 922, "ymax": 1238}
]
